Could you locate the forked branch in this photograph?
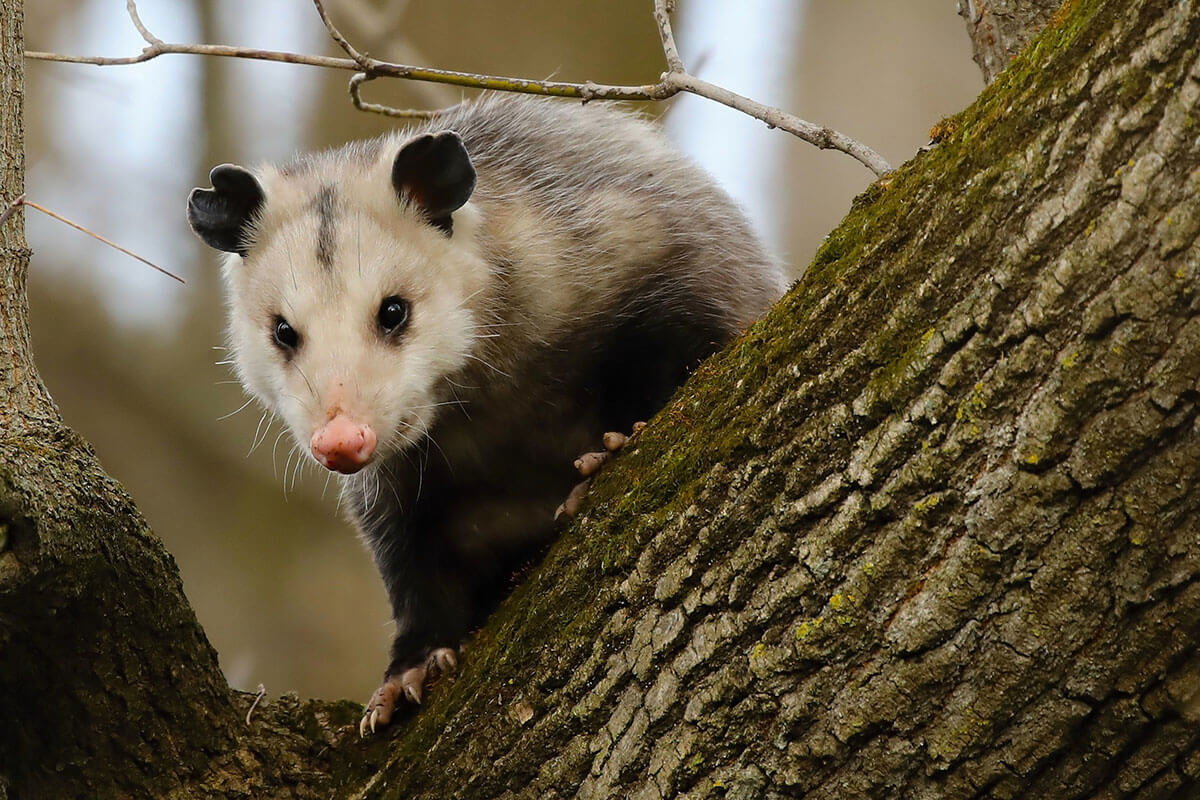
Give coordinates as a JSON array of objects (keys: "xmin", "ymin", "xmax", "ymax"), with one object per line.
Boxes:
[{"xmin": 25, "ymin": 0, "xmax": 894, "ymax": 177}]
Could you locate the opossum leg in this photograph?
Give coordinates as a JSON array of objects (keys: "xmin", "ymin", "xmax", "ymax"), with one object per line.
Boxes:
[
  {"xmin": 359, "ymin": 647, "xmax": 459, "ymax": 736},
  {"xmin": 554, "ymin": 478, "xmax": 592, "ymax": 521},
  {"xmin": 555, "ymin": 422, "xmax": 646, "ymax": 521}
]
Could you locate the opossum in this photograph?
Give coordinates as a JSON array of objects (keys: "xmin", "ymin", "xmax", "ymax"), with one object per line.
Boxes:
[{"xmin": 187, "ymin": 95, "xmax": 785, "ymax": 735}]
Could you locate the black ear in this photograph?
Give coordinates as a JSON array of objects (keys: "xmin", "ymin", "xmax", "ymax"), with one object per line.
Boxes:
[
  {"xmin": 187, "ymin": 164, "xmax": 265, "ymax": 256},
  {"xmin": 391, "ymin": 132, "xmax": 476, "ymax": 234}
]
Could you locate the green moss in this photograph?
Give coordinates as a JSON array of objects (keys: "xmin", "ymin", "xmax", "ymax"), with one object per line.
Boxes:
[{"xmin": 347, "ymin": 0, "xmax": 1132, "ymax": 786}]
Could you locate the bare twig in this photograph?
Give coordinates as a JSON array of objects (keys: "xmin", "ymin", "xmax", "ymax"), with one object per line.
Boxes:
[
  {"xmin": 653, "ymin": 0, "xmax": 684, "ymax": 74},
  {"xmin": 312, "ymin": 0, "xmax": 371, "ymax": 71},
  {"xmin": 125, "ymin": 0, "xmax": 162, "ymax": 47},
  {"xmin": 349, "ymin": 72, "xmax": 447, "ymax": 119},
  {"xmin": 668, "ymin": 74, "xmax": 895, "ymax": 176},
  {"xmin": 21, "ymin": 199, "xmax": 186, "ymax": 284},
  {"xmin": 26, "ymin": 43, "xmax": 669, "ymax": 98},
  {"xmin": 25, "ymin": 0, "xmax": 894, "ymax": 177},
  {"xmin": 245, "ymin": 684, "xmax": 267, "ymax": 726}
]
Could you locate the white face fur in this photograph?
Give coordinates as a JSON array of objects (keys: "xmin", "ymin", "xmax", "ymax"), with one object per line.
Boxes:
[{"xmin": 221, "ymin": 149, "xmax": 490, "ymax": 471}]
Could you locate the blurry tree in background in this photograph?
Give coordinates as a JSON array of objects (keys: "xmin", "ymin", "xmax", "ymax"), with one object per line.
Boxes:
[{"xmin": 22, "ymin": 0, "xmax": 978, "ymax": 701}]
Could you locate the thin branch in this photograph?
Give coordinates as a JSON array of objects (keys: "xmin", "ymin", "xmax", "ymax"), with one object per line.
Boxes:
[
  {"xmin": 653, "ymin": 0, "xmax": 685, "ymax": 74},
  {"xmin": 125, "ymin": 0, "xmax": 162, "ymax": 47},
  {"xmin": 349, "ymin": 72, "xmax": 447, "ymax": 119},
  {"xmin": 21, "ymin": 199, "xmax": 186, "ymax": 284},
  {"xmin": 26, "ymin": 43, "xmax": 669, "ymax": 99},
  {"xmin": 312, "ymin": 0, "xmax": 371, "ymax": 71},
  {"xmin": 245, "ymin": 684, "xmax": 267, "ymax": 726},
  {"xmin": 322, "ymin": 0, "xmax": 449, "ymax": 117},
  {"xmin": 669, "ymin": 74, "xmax": 896, "ymax": 177},
  {"xmin": 327, "ymin": 0, "xmax": 455, "ymax": 108},
  {"xmin": 25, "ymin": 2, "xmax": 894, "ymax": 177}
]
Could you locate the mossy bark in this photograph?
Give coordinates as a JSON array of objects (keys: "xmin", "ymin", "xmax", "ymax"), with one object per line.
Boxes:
[{"xmin": 5, "ymin": 0, "xmax": 1200, "ymax": 797}]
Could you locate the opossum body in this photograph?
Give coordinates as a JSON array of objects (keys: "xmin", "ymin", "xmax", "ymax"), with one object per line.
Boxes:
[{"xmin": 187, "ymin": 95, "xmax": 785, "ymax": 733}]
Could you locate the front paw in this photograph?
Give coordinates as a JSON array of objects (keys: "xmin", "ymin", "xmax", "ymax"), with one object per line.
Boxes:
[
  {"xmin": 359, "ymin": 647, "xmax": 458, "ymax": 736},
  {"xmin": 555, "ymin": 423, "xmax": 646, "ymax": 521}
]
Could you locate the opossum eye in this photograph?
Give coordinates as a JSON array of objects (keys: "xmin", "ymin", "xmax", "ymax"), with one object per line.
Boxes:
[
  {"xmin": 377, "ymin": 296, "xmax": 410, "ymax": 337},
  {"xmin": 273, "ymin": 316, "xmax": 300, "ymax": 352}
]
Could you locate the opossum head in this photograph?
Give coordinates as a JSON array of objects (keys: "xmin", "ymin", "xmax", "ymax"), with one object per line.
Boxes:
[{"xmin": 188, "ymin": 132, "xmax": 489, "ymax": 474}]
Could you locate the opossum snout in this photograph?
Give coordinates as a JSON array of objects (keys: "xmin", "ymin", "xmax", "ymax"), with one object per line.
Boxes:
[{"xmin": 310, "ymin": 415, "xmax": 377, "ymax": 474}]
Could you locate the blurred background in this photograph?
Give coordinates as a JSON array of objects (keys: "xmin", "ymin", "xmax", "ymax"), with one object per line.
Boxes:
[{"xmin": 24, "ymin": 1, "xmax": 981, "ymax": 701}]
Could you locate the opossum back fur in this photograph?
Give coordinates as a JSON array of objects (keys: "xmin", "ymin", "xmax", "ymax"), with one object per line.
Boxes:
[{"xmin": 276, "ymin": 94, "xmax": 785, "ymax": 376}]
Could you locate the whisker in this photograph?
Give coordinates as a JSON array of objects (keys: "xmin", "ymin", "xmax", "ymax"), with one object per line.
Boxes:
[
  {"xmin": 271, "ymin": 429, "xmax": 289, "ymax": 479},
  {"xmin": 406, "ymin": 400, "xmax": 468, "ymax": 411},
  {"xmin": 294, "ymin": 364, "xmax": 318, "ymax": 401},
  {"xmin": 467, "ymin": 321, "xmax": 520, "ymax": 329},
  {"xmin": 290, "ymin": 447, "xmax": 305, "ymax": 492},
  {"xmin": 444, "ymin": 375, "xmax": 478, "ymax": 391},
  {"xmin": 217, "ymin": 397, "xmax": 256, "ymax": 421},
  {"xmin": 413, "ymin": 416, "xmax": 454, "ymax": 474},
  {"xmin": 465, "ymin": 353, "xmax": 512, "ymax": 378},
  {"xmin": 248, "ymin": 410, "xmax": 271, "ymax": 456},
  {"xmin": 452, "ymin": 285, "xmax": 488, "ymax": 311},
  {"xmin": 282, "ymin": 447, "xmax": 296, "ymax": 500},
  {"xmin": 444, "ymin": 379, "xmax": 472, "ymax": 420}
]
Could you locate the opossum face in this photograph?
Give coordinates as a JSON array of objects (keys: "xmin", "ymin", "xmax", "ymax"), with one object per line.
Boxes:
[{"xmin": 189, "ymin": 132, "xmax": 488, "ymax": 474}]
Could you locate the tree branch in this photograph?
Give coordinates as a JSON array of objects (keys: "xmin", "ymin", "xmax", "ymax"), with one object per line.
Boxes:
[
  {"xmin": 25, "ymin": 0, "xmax": 894, "ymax": 177},
  {"xmin": 125, "ymin": 0, "xmax": 162, "ymax": 47},
  {"xmin": 653, "ymin": 0, "xmax": 685, "ymax": 74},
  {"xmin": 348, "ymin": 72, "xmax": 445, "ymax": 119}
]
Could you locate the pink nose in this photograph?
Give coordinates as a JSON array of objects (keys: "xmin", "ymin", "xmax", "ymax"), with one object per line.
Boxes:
[{"xmin": 310, "ymin": 415, "xmax": 377, "ymax": 474}]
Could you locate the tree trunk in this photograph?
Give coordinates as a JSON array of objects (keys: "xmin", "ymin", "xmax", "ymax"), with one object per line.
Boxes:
[
  {"xmin": 5, "ymin": 0, "xmax": 1200, "ymax": 797},
  {"xmin": 957, "ymin": 0, "xmax": 1065, "ymax": 83}
]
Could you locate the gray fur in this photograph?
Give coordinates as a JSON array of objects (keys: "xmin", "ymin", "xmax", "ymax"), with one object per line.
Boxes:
[
  {"xmin": 312, "ymin": 185, "xmax": 338, "ymax": 268},
  {"xmin": 205, "ymin": 95, "xmax": 786, "ymax": 721}
]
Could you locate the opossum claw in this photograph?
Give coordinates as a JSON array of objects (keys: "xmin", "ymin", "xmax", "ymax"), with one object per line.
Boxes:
[
  {"xmin": 430, "ymin": 647, "xmax": 458, "ymax": 676},
  {"xmin": 555, "ymin": 478, "xmax": 592, "ymax": 521},
  {"xmin": 360, "ymin": 647, "xmax": 461, "ymax": 734},
  {"xmin": 557, "ymin": 423, "xmax": 647, "ymax": 520},
  {"xmin": 361, "ymin": 680, "xmax": 399, "ymax": 737},
  {"xmin": 602, "ymin": 431, "xmax": 627, "ymax": 451},
  {"xmin": 574, "ymin": 451, "xmax": 609, "ymax": 477}
]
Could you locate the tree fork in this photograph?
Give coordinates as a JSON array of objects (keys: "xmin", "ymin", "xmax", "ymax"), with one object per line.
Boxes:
[{"xmin": 4, "ymin": 0, "xmax": 1200, "ymax": 797}]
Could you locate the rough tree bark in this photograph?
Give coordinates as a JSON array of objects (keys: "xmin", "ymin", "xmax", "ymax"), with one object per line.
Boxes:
[
  {"xmin": 4, "ymin": 0, "xmax": 1200, "ymax": 797},
  {"xmin": 957, "ymin": 0, "xmax": 1065, "ymax": 83}
]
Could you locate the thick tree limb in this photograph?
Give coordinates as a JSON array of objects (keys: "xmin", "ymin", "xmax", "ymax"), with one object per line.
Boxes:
[{"xmin": 4, "ymin": 0, "xmax": 1200, "ymax": 797}]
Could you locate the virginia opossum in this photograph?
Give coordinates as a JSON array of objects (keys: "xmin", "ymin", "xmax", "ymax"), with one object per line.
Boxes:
[{"xmin": 187, "ymin": 95, "xmax": 785, "ymax": 735}]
